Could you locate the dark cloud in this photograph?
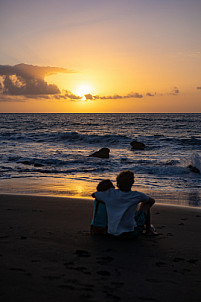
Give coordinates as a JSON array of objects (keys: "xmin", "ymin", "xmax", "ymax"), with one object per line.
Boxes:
[
  {"xmin": 0, "ymin": 63, "xmax": 70, "ymax": 96},
  {"xmin": 3, "ymin": 75, "xmax": 60, "ymax": 95},
  {"xmin": 0, "ymin": 63, "xmax": 182, "ymax": 103},
  {"xmin": 0, "ymin": 63, "xmax": 69, "ymax": 79},
  {"xmin": 53, "ymin": 90, "xmax": 83, "ymax": 101},
  {"xmin": 169, "ymin": 87, "xmax": 179, "ymax": 95},
  {"xmin": 84, "ymin": 92, "xmax": 143, "ymax": 100},
  {"xmin": 145, "ymin": 88, "xmax": 180, "ymax": 97},
  {"xmin": 196, "ymin": 87, "xmax": 201, "ymax": 90},
  {"xmin": 63, "ymin": 90, "xmax": 82, "ymax": 100},
  {"xmin": 146, "ymin": 92, "xmax": 155, "ymax": 96},
  {"xmin": 101, "ymin": 92, "xmax": 143, "ymax": 99},
  {"xmin": 84, "ymin": 93, "xmax": 94, "ymax": 100}
]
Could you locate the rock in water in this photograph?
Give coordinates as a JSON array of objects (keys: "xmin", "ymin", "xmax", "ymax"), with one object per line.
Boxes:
[
  {"xmin": 89, "ymin": 148, "xmax": 110, "ymax": 159},
  {"xmin": 188, "ymin": 165, "xmax": 200, "ymax": 174},
  {"xmin": 130, "ymin": 140, "xmax": 145, "ymax": 150}
]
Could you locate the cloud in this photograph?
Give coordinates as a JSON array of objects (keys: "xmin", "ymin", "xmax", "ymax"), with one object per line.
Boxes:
[
  {"xmin": 84, "ymin": 92, "xmax": 143, "ymax": 100},
  {"xmin": 84, "ymin": 93, "xmax": 94, "ymax": 100},
  {"xmin": 145, "ymin": 87, "xmax": 180, "ymax": 97},
  {"xmin": 196, "ymin": 87, "xmax": 201, "ymax": 90},
  {"xmin": 0, "ymin": 63, "xmax": 70, "ymax": 96},
  {"xmin": 146, "ymin": 92, "xmax": 155, "ymax": 97},
  {"xmin": 169, "ymin": 87, "xmax": 179, "ymax": 95},
  {"xmin": 0, "ymin": 63, "xmax": 181, "ymax": 103},
  {"xmin": 63, "ymin": 90, "xmax": 82, "ymax": 100}
]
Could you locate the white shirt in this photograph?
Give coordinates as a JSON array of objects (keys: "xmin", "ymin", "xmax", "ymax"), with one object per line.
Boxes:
[{"xmin": 95, "ymin": 188, "xmax": 149, "ymax": 236}]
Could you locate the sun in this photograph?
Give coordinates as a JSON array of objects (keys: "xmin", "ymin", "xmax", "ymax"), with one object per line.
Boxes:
[{"xmin": 74, "ymin": 83, "xmax": 93, "ymax": 100}]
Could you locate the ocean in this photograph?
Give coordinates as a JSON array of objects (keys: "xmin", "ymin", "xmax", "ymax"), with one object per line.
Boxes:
[{"xmin": 0, "ymin": 113, "xmax": 200, "ymax": 207}]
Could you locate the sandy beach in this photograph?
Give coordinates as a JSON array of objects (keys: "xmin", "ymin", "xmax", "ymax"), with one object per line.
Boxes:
[{"xmin": 0, "ymin": 194, "xmax": 201, "ymax": 302}]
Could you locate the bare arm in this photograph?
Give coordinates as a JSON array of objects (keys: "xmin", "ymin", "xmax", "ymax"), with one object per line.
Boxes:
[
  {"xmin": 139, "ymin": 197, "xmax": 155, "ymax": 212},
  {"xmin": 141, "ymin": 197, "xmax": 155, "ymax": 205},
  {"xmin": 91, "ymin": 192, "xmax": 106, "ymax": 204},
  {"xmin": 147, "ymin": 197, "xmax": 155, "ymax": 207}
]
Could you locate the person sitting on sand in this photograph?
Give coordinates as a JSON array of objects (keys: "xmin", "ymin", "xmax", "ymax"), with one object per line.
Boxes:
[
  {"xmin": 92, "ymin": 170, "xmax": 157, "ymax": 238},
  {"xmin": 90, "ymin": 179, "xmax": 115, "ymax": 235}
]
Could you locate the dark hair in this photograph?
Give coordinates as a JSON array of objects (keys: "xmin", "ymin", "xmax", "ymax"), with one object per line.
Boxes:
[
  {"xmin": 116, "ymin": 170, "xmax": 134, "ymax": 192},
  {"xmin": 97, "ymin": 179, "xmax": 115, "ymax": 191}
]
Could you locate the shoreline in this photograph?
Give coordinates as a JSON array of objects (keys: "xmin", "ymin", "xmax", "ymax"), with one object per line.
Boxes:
[
  {"xmin": 1, "ymin": 192, "xmax": 201, "ymax": 210},
  {"xmin": 0, "ymin": 193, "xmax": 201, "ymax": 301},
  {"xmin": 0, "ymin": 177, "xmax": 201, "ymax": 208}
]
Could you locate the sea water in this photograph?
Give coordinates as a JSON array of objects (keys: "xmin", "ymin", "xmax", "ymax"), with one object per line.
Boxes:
[{"xmin": 0, "ymin": 113, "xmax": 200, "ymax": 206}]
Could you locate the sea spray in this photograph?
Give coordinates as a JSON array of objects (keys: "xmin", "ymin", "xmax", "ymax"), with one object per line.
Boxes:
[
  {"xmin": 0, "ymin": 113, "xmax": 200, "ymax": 195},
  {"xmin": 189, "ymin": 152, "xmax": 201, "ymax": 173}
]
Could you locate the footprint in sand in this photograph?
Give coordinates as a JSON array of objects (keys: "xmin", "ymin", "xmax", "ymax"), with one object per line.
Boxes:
[
  {"xmin": 183, "ymin": 268, "xmax": 191, "ymax": 272},
  {"xmin": 0, "ymin": 235, "xmax": 9, "ymax": 239},
  {"xmin": 103, "ymin": 291, "xmax": 121, "ymax": 301},
  {"xmin": 59, "ymin": 284, "xmax": 75, "ymax": 290},
  {"xmin": 75, "ymin": 250, "xmax": 91, "ymax": 257},
  {"xmin": 64, "ymin": 261, "xmax": 74, "ymax": 267},
  {"xmin": 96, "ymin": 256, "xmax": 114, "ymax": 265},
  {"xmin": 173, "ymin": 257, "xmax": 185, "ymax": 262},
  {"xmin": 111, "ymin": 281, "xmax": 124, "ymax": 288},
  {"xmin": 79, "ymin": 294, "xmax": 93, "ymax": 300},
  {"xmin": 64, "ymin": 262, "xmax": 91, "ymax": 275},
  {"xmin": 82, "ymin": 284, "xmax": 94, "ymax": 292},
  {"xmin": 187, "ymin": 259, "xmax": 198, "ymax": 264},
  {"xmin": 96, "ymin": 270, "xmax": 111, "ymax": 276},
  {"xmin": 44, "ymin": 275, "xmax": 63, "ymax": 280},
  {"xmin": 138, "ymin": 296, "xmax": 159, "ymax": 301},
  {"xmin": 157, "ymin": 225, "xmax": 166, "ymax": 229},
  {"xmin": 103, "ymin": 248, "xmax": 115, "ymax": 253},
  {"xmin": 60, "ymin": 279, "xmax": 94, "ymax": 293},
  {"xmin": 73, "ymin": 267, "xmax": 91, "ymax": 275},
  {"xmin": 103, "ymin": 287, "xmax": 121, "ymax": 301},
  {"xmin": 9, "ymin": 267, "xmax": 26, "ymax": 272},
  {"xmin": 155, "ymin": 261, "xmax": 166, "ymax": 267},
  {"xmin": 66, "ymin": 278, "xmax": 80, "ymax": 284},
  {"xmin": 146, "ymin": 278, "xmax": 160, "ymax": 283},
  {"xmin": 167, "ymin": 232, "xmax": 173, "ymax": 236}
]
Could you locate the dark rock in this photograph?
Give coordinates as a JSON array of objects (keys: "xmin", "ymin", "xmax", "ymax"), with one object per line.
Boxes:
[
  {"xmin": 22, "ymin": 160, "xmax": 32, "ymax": 165},
  {"xmin": 188, "ymin": 165, "xmax": 200, "ymax": 174},
  {"xmin": 34, "ymin": 163, "xmax": 44, "ymax": 167},
  {"xmin": 130, "ymin": 140, "xmax": 145, "ymax": 150},
  {"xmin": 89, "ymin": 148, "xmax": 110, "ymax": 158}
]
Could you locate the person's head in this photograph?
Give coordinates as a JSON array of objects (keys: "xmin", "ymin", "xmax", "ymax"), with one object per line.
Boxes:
[
  {"xmin": 97, "ymin": 179, "xmax": 115, "ymax": 192},
  {"xmin": 116, "ymin": 170, "xmax": 134, "ymax": 192}
]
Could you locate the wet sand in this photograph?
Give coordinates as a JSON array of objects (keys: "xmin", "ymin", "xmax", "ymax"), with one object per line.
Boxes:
[{"xmin": 0, "ymin": 194, "xmax": 201, "ymax": 302}]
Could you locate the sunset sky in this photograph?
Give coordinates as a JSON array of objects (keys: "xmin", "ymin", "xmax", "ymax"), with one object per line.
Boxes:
[{"xmin": 0, "ymin": 0, "xmax": 201, "ymax": 113}]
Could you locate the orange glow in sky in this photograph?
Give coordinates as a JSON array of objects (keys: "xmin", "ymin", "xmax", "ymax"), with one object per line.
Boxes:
[
  {"xmin": 0, "ymin": 0, "xmax": 201, "ymax": 113},
  {"xmin": 74, "ymin": 83, "xmax": 94, "ymax": 100}
]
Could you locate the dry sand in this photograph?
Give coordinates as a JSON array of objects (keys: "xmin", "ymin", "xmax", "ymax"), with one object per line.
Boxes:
[{"xmin": 0, "ymin": 193, "xmax": 201, "ymax": 302}]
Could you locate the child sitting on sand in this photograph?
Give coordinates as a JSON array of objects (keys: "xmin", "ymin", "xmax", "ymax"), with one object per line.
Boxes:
[
  {"xmin": 92, "ymin": 170, "xmax": 157, "ymax": 238},
  {"xmin": 90, "ymin": 179, "xmax": 115, "ymax": 235}
]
